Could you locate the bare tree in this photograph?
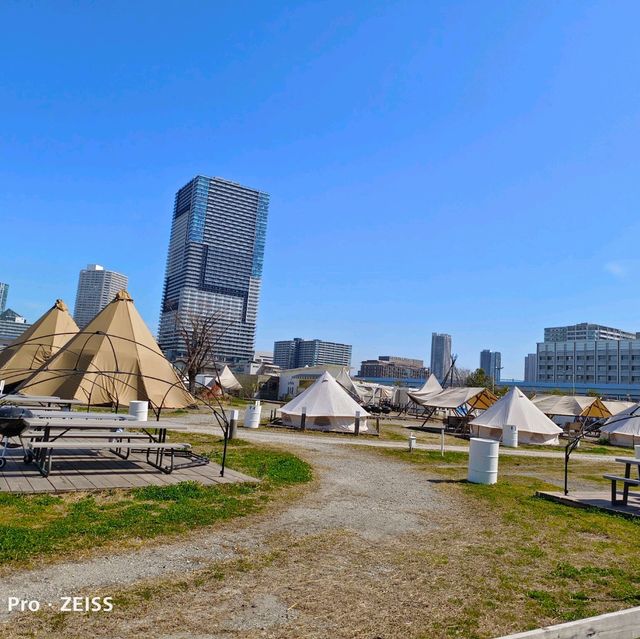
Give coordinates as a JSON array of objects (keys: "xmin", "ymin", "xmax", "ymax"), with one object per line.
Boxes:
[{"xmin": 175, "ymin": 312, "xmax": 232, "ymax": 394}]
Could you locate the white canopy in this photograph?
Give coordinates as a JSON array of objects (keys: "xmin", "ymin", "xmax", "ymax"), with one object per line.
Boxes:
[
  {"xmin": 470, "ymin": 387, "xmax": 562, "ymax": 445},
  {"xmin": 280, "ymin": 371, "xmax": 370, "ymax": 432}
]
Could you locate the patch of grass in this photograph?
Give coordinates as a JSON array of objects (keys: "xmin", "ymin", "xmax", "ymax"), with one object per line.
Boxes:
[
  {"xmin": 378, "ymin": 446, "xmax": 640, "ymax": 632},
  {"xmin": 0, "ymin": 438, "xmax": 311, "ymax": 565}
]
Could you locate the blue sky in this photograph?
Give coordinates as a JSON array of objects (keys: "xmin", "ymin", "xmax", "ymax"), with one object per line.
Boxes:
[{"xmin": 2, "ymin": 1, "xmax": 639, "ymax": 378}]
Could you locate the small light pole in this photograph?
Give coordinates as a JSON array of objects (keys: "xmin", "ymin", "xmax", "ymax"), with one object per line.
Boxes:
[
  {"xmin": 300, "ymin": 406, "xmax": 307, "ymax": 432},
  {"xmin": 354, "ymin": 410, "xmax": 361, "ymax": 436},
  {"xmin": 408, "ymin": 433, "xmax": 417, "ymax": 452}
]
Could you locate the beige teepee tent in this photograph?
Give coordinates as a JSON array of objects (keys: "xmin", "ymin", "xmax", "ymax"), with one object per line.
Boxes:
[
  {"xmin": 279, "ymin": 371, "xmax": 371, "ymax": 432},
  {"xmin": 470, "ymin": 387, "xmax": 563, "ymax": 445},
  {"xmin": 17, "ymin": 290, "xmax": 194, "ymax": 410},
  {"xmin": 0, "ymin": 299, "xmax": 79, "ymax": 390}
]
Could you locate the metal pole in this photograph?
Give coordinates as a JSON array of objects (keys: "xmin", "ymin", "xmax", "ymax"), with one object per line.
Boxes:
[
  {"xmin": 220, "ymin": 422, "xmax": 229, "ymax": 478},
  {"xmin": 301, "ymin": 407, "xmax": 306, "ymax": 432},
  {"xmin": 440, "ymin": 428, "xmax": 445, "ymax": 456},
  {"xmin": 355, "ymin": 410, "xmax": 361, "ymax": 436}
]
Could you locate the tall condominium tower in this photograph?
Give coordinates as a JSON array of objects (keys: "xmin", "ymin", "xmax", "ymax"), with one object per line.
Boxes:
[
  {"xmin": 158, "ymin": 176, "xmax": 269, "ymax": 363},
  {"xmin": 430, "ymin": 332, "xmax": 452, "ymax": 382},
  {"xmin": 73, "ymin": 264, "xmax": 128, "ymax": 328},
  {"xmin": 480, "ymin": 349, "xmax": 502, "ymax": 382},
  {"xmin": 0, "ymin": 282, "xmax": 8, "ymax": 313}
]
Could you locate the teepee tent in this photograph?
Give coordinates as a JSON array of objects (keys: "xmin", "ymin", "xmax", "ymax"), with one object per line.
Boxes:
[
  {"xmin": 207, "ymin": 365, "xmax": 243, "ymax": 393},
  {"xmin": 279, "ymin": 371, "xmax": 371, "ymax": 432},
  {"xmin": 470, "ymin": 387, "xmax": 563, "ymax": 445},
  {"xmin": 17, "ymin": 290, "xmax": 194, "ymax": 410},
  {"xmin": 0, "ymin": 299, "xmax": 79, "ymax": 390},
  {"xmin": 601, "ymin": 403, "xmax": 640, "ymax": 447}
]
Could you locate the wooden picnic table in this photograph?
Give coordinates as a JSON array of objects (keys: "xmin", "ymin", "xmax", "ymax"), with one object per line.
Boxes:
[
  {"xmin": 603, "ymin": 457, "xmax": 640, "ymax": 506},
  {"xmin": 21, "ymin": 417, "xmax": 200, "ymax": 477},
  {"xmin": 0, "ymin": 394, "xmax": 84, "ymax": 409},
  {"xmin": 28, "ymin": 410, "xmax": 137, "ymax": 421}
]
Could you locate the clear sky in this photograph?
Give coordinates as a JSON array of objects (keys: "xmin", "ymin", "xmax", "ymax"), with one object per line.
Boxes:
[{"xmin": 2, "ymin": 1, "xmax": 639, "ymax": 378}]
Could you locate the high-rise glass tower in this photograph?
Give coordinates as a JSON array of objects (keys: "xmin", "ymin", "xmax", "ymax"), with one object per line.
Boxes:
[
  {"xmin": 430, "ymin": 332, "xmax": 452, "ymax": 382},
  {"xmin": 0, "ymin": 282, "xmax": 8, "ymax": 313},
  {"xmin": 73, "ymin": 264, "xmax": 128, "ymax": 328},
  {"xmin": 158, "ymin": 176, "xmax": 269, "ymax": 363}
]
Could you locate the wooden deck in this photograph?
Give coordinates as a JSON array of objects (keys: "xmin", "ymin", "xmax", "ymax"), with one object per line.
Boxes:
[
  {"xmin": 537, "ymin": 490, "xmax": 640, "ymax": 519},
  {"xmin": 0, "ymin": 445, "xmax": 257, "ymax": 494}
]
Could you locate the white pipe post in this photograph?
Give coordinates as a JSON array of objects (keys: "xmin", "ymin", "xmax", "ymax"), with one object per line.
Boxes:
[
  {"xmin": 229, "ymin": 409, "xmax": 239, "ymax": 440},
  {"xmin": 440, "ymin": 428, "xmax": 445, "ymax": 457}
]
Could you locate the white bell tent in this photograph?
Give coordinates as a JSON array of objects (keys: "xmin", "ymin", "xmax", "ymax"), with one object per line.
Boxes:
[
  {"xmin": 279, "ymin": 371, "xmax": 371, "ymax": 432},
  {"xmin": 470, "ymin": 387, "xmax": 563, "ymax": 445}
]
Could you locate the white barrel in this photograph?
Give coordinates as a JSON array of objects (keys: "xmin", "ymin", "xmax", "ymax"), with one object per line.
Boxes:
[
  {"xmin": 467, "ymin": 437, "xmax": 499, "ymax": 485},
  {"xmin": 128, "ymin": 400, "xmax": 148, "ymax": 422},
  {"xmin": 502, "ymin": 424, "xmax": 518, "ymax": 448},
  {"xmin": 244, "ymin": 401, "xmax": 261, "ymax": 429},
  {"xmin": 635, "ymin": 444, "xmax": 640, "ymax": 459}
]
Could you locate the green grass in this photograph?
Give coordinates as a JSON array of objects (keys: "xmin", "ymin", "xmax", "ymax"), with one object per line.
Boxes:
[
  {"xmin": 380, "ymin": 447, "xmax": 640, "ymax": 630},
  {"xmin": 0, "ymin": 437, "xmax": 311, "ymax": 565}
]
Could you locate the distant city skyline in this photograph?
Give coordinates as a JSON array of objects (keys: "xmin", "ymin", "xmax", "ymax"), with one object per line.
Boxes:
[{"xmin": 2, "ymin": 2, "xmax": 640, "ymax": 379}]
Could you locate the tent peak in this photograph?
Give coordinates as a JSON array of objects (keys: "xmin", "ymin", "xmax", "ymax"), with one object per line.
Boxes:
[
  {"xmin": 114, "ymin": 290, "xmax": 133, "ymax": 302},
  {"xmin": 54, "ymin": 299, "xmax": 69, "ymax": 312}
]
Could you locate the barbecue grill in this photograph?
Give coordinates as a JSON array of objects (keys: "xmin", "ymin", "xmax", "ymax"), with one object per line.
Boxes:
[{"xmin": 0, "ymin": 406, "xmax": 33, "ymax": 469}]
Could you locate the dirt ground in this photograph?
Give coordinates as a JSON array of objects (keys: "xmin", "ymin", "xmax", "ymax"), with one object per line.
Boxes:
[
  {"xmin": 1, "ymin": 440, "xmax": 475, "ymax": 638},
  {"xmin": 0, "ymin": 433, "xmax": 623, "ymax": 639}
]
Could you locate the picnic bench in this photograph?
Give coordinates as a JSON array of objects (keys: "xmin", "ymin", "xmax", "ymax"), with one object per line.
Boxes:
[
  {"xmin": 21, "ymin": 416, "xmax": 208, "ymax": 477},
  {"xmin": 603, "ymin": 457, "xmax": 640, "ymax": 505}
]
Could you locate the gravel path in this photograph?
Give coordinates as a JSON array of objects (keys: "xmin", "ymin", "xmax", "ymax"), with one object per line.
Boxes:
[{"xmin": 0, "ymin": 439, "xmax": 448, "ymax": 621}]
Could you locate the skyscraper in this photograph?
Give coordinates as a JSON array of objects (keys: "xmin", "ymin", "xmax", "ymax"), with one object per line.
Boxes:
[
  {"xmin": 73, "ymin": 264, "xmax": 128, "ymax": 328},
  {"xmin": 480, "ymin": 349, "xmax": 502, "ymax": 382},
  {"xmin": 430, "ymin": 332, "xmax": 452, "ymax": 382},
  {"xmin": 0, "ymin": 282, "xmax": 8, "ymax": 313},
  {"xmin": 524, "ymin": 353, "xmax": 537, "ymax": 382},
  {"xmin": 158, "ymin": 175, "xmax": 269, "ymax": 363}
]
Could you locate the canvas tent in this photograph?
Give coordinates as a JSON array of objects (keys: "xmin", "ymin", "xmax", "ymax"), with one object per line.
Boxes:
[
  {"xmin": 17, "ymin": 290, "xmax": 195, "ymax": 410},
  {"xmin": 0, "ymin": 299, "xmax": 79, "ymax": 390},
  {"xmin": 470, "ymin": 387, "xmax": 563, "ymax": 445},
  {"xmin": 602, "ymin": 400, "xmax": 637, "ymax": 416},
  {"xmin": 335, "ymin": 367, "xmax": 364, "ymax": 401},
  {"xmin": 353, "ymin": 381, "xmax": 393, "ymax": 405},
  {"xmin": 207, "ymin": 365, "xmax": 243, "ymax": 393},
  {"xmin": 279, "ymin": 371, "xmax": 371, "ymax": 432},
  {"xmin": 411, "ymin": 387, "xmax": 497, "ymax": 413},
  {"xmin": 531, "ymin": 395, "xmax": 611, "ymax": 419},
  {"xmin": 407, "ymin": 374, "xmax": 443, "ymax": 405},
  {"xmin": 601, "ymin": 403, "xmax": 640, "ymax": 447}
]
